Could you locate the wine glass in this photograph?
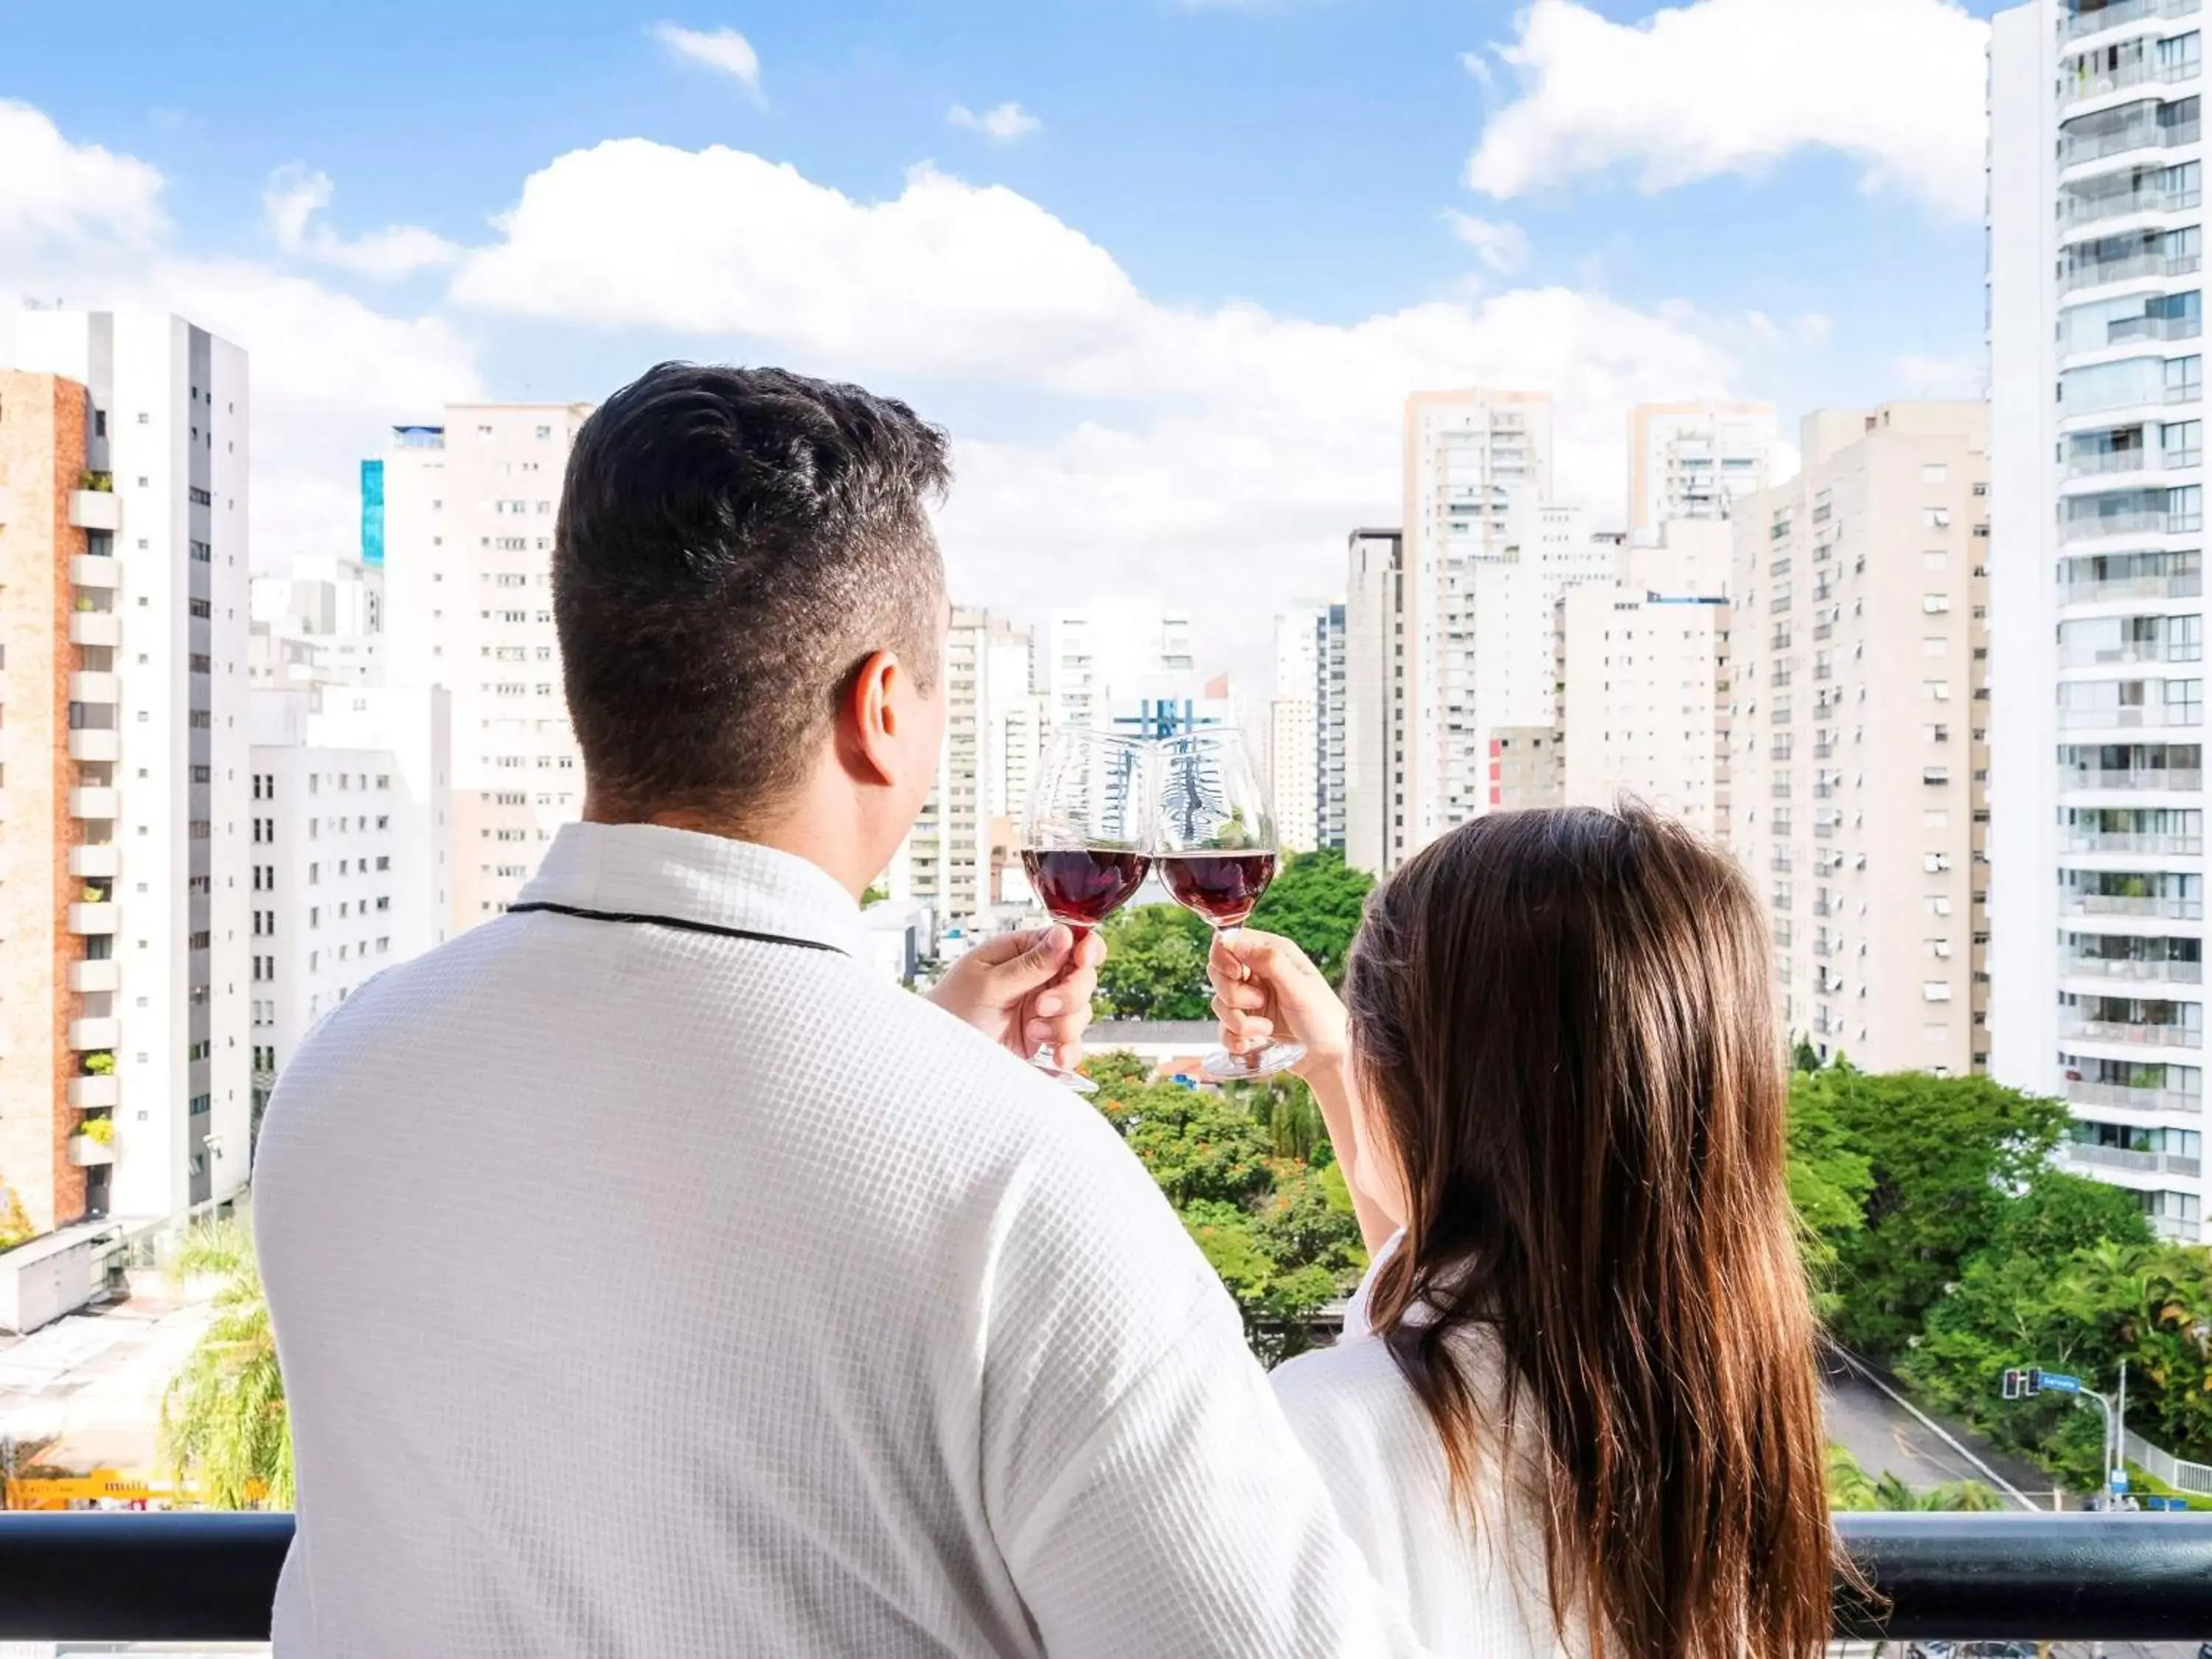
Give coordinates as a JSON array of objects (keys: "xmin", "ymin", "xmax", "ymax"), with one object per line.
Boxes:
[
  {"xmin": 1020, "ymin": 728, "xmax": 1155, "ymax": 1093},
  {"xmin": 1154, "ymin": 728, "xmax": 1304, "ymax": 1081}
]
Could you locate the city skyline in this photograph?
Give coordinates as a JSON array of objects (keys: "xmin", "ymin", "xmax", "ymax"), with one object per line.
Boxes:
[{"xmin": 0, "ymin": 0, "xmax": 2003, "ymax": 684}]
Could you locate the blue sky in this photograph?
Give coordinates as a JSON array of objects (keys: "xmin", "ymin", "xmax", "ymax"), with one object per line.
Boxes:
[{"xmin": 3, "ymin": 0, "xmax": 2003, "ymax": 677}]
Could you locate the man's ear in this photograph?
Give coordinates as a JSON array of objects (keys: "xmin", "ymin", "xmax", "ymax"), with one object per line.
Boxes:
[{"xmin": 843, "ymin": 649, "xmax": 905, "ymax": 787}]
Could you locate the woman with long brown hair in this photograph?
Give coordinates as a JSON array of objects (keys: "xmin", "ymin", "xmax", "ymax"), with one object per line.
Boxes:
[{"xmin": 1211, "ymin": 805, "xmax": 1834, "ymax": 1658}]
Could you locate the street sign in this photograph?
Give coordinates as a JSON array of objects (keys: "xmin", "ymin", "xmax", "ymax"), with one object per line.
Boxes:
[
  {"xmin": 2039, "ymin": 1371, "xmax": 2082, "ymax": 1394},
  {"xmin": 2110, "ymin": 1468, "xmax": 2130, "ymax": 1493}
]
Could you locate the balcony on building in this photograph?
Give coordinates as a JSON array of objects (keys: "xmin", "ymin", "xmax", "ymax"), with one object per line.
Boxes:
[
  {"xmin": 66, "ymin": 610, "xmax": 122, "ymax": 649},
  {"xmin": 2062, "ymin": 866, "xmax": 2205, "ymax": 916},
  {"xmin": 66, "ymin": 487, "xmax": 120, "ymax": 534},
  {"xmin": 2063, "ymin": 0, "xmax": 2204, "ymax": 46},
  {"xmin": 64, "ymin": 1073, "xmax": 118, "ymax": 1110},
  {"xmin": 2063, "ymin": 1137, "xmax": 2203, "ymax": 1178},
  {"xmin": 2058, "ymin": 94, "xmax": 2202, "ymax": 174},
  {"xmin": 66, "ymin": 958, "xmax": 119, "ymax": 994},
  {"xmin": 2060, "ymin": 991, "xmax": 2205, "ymax": 1046},
  {"xmin": 2062, "ymin": 548, "xmax": 2203, "ymax": 604},
  {"xmin": 69, "ymin": 549, "xmax": 119, "ymax": 588},
  {"xmin": 2057, "ymin": 159, "xmax": 2205, "ymax": 230},
  {"xmin": 66, "ymin": 901, "xmax": 116, "ymax": 935},
  {"xmin": 2060, "ymin": 931, "xmax": 2204, "ymax": 983},
  {"xmin": 67, "ymin": 671, "xmax": 117, "ymax": 706},
  {"xmin": 65, "ymin": 728, "xmax": 119, "ymax": 763},
  {"xmin": 66, "ymin": 1133, "xmax": 115, "ymax": 1169},
  {"xmin": 2058, "ymin": 675, "xmax": 2205, "ymax": 728},
  {"xmin": 2059, "ymin": 742, "xmax": 2206, "ymax": 790},
  {"xmin": 2067, "ymin": 1072, "xmax": 2203, "ymax": 1110},
  {"xmin": 2058, "ymin": 484, "xmax": 2203, "ymax": 543},
  {"xmin": 65, "ymin": 1018, "xmax": 118, "ymax": 1051},
  {"xmin": 68, "ymin": 844, "xmax": 119, "ymax": 879},
  {"xmin": 66, "ymin": 787, "xmax": 117, "ymax": 821}
]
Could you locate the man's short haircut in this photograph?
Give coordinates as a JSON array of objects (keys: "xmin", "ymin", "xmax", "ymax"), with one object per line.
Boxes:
[{"xmin": 554, "ymin": 363, "xmax": 950, "ymax": 823}]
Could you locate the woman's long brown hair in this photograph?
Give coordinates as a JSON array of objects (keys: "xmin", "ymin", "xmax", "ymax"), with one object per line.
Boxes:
[{"xmin": 1344, "ymin": 805, "xmax": 1831, "ymax": 1659}]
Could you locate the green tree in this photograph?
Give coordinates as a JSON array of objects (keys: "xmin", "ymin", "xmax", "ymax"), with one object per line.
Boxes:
[
  {"xmin": 1093, "ymin": 904, "xmax": 1213, "ymax": 1020},
  {"xmin": 1245, "ymin": 848, "xmax": 1374, "ymax": 986},
  {"xmin": 1091, "ymin": 1074, "xmax": 1366, "ymax": 1362},
  {"xmin": 1079, "ymin": 1048, "xmax": 1152, "ymax": 1089},
  {"xmin": 160, "ymin": 1219, "xmax": 293, "ymax": 1509},
  {"xmin": 1815, "ymin": 1068, "xmax": 2074, "ymax": 1358},
  {"xmin": 1223, "ymin": 1073, "xmax": 1334, "ymax": 1166},
  {"xmin": 1784, "ymin": 1070, "xmax": 1874, "ymax": 1304},
  {"xmin": 0, "ymin": 1184, "xmax": 33, "ymax": 1251}
]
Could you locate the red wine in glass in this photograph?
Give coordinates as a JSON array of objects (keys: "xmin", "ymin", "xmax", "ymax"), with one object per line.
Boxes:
[
  {"xmin": 1157, "ymin": 852, "xmax": 1276, "ymax": 928},
  {"xmin": 1023, "ymin": 849, "xmax": 1152, "ymax": 931}
]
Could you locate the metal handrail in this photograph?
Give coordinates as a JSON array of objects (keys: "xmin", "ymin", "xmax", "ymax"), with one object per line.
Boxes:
[{"xmin": 3, "ymin": 1512, "xmax": 2212, "ymax": 1641}]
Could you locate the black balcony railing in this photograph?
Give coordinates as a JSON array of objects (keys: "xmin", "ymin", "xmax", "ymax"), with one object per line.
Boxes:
[{"xmin": 1, "ymin": 1512, "xmax": 2211, "ymax": 1643}]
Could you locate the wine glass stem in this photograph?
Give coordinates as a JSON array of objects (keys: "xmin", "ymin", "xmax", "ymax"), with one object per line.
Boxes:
[{"xmin": 1033, "ymin": 922, "xmax": 1091, "ymax": 1068}]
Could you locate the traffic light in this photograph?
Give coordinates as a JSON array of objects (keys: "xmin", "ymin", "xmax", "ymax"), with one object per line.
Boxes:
[
  {"xmin": 2026, "ymin": 1368, "xmax": 2044, "ymax": 1396},
  {"xmin": 2003, "ymin": 1368, "xmax": 2021, "ymax": 1399}
]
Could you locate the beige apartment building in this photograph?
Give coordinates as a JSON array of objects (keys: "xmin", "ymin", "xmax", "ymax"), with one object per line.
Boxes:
[
  {"xmin": 1559, "ymin": 520, "xmax": 1733, "ymax": 835},
  {"xmin": 1489, "ymin": 725, "xmax": 1562, "ymax": 810},
  {"xmin": 1629, "ymin": 399, "xmax": 1778, "ymax": 535},
  {"xmin": 380, "ymin": 403, "xmax": 592, "ymax": 931},
  {"xmin": 1729, "ymin": 403, "xmax": 1992, "ymax": 1074}
]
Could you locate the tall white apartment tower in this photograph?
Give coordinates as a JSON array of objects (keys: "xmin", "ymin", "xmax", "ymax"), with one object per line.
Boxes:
[
  {"xmin": 1344, "ymin": 529, "xmax": 1405, "ymax": 877},
  {"xmin": 1993, "ymin": 0, "xmax": 2208, "ymax": 1240},
  {"xmin": 381, "ymin": 404, "xmax": 591, "ymax": 932},
  {"xmin": 1045, "ymin": 598, "xmax": 1197, "ymax": 733},
  {"xmin": 891, "ymin": 607, "xmax": 995, "ymax": 932},
  {"xmin": 1317, "ymin": 602, "xmax": 1349, "ymax": 852},
  {"xmin": 1629, "ymin": 400, "xmax": 1779, "ymax": 535},
  {"xmin": 1395, "ymin": 392, "xmax": 1613, "ymax": 866},
  {"xmin": 1, "ymin": 311, "xmax": 253, "ymax": 1234},
  {"xmin": 1270, "ymin": 607, "xmax": 1324, "ymax": 854},
  {"xmin": 1730, "ymin": 404, "xmax": 1992, "ymax": 1078}
]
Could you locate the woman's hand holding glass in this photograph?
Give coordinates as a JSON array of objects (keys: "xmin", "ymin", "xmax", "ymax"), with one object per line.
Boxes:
[{"xmin": 1205, "ymin": 928, "xmax": 1346, "ymax": 1081}]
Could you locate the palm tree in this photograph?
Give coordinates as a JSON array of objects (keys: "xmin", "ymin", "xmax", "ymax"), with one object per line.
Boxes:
[{"xmin": 159, "ymin": 1217, "xmax": 293, "ymax": 1509}]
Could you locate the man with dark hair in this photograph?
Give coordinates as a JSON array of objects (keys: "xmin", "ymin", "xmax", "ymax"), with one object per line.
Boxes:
[{"xmin": 255, "ymin": 364, "xmax": 1419, "ymax": 1658}]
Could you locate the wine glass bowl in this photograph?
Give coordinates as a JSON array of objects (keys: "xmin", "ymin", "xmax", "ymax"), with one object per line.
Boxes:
[
  {"xmin": 1153, "ymin": 729, "xmax": 1304, "ymax": 1080},
  {"xmin": 1018, "ymin": 730, "xmax": 1155, "ymax": 1093}
]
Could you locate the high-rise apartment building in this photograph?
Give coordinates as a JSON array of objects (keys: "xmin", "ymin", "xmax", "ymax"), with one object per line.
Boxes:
[
  {"xmin": 1489, "ymin": 726, "xmax": 1563, "ymax": 810},
  {"xmin": 1992, "ymin": 0, "xmax": 2209, "ymax": 1239},
  {"xmin": 1270, "ymin": 607, "xmax": 1324, "ymax": 854},
  {"xmin": 892, "ymin": 607, "xmax": 995, "ymax": 931},
  {"xmin": 1390, "ymin": 392, "xmax": 1614, "ymax": 866},
  {"xmin": 1728, "ymin": 403, "xmax": 1991, "ymax": 1077},
  {"xmin": 1045, "ymin": 598, "xmax": 1196, "ymax": 733},
  {"xmin": 247, "ymin": 686, "xmax": 449, "ymax": 1126},
  {"xmin": 1344, "ymin": 529, "xmax": 1405, "ymax": 876},
  {"xmin": 0, "ymin": 311, "xmax": 252, "ymax": 1241},
  {"xmin": 1316, "ymin": 602, "xmax": 1348, "ymax": 852},
  {"xmin": 1629, "ymin": 400, "xmax": 1779, "ymax": 535},
  {"xmin": 1559, "ymin": 520, "xmax": 1733, "ymax": 834},
  {"xmin": 250, "ymin": 553, "xmax": 383, "ymax": 689},
  {"xmin": 380, "ymin": 404, "xmax": 591, "ymax": 931}
]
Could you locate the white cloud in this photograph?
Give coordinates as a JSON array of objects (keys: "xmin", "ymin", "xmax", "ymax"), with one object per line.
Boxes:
[
  {"xmin": 1444, "ymin": 209, "xmax": 1530, "ymax": 274},
  {"xmin": 447, "ymin": 134, "xmax": 1742, "ymax": 664},
  {"xmin": 264, "ymin": 164, "xmax": 461, "ymax": 279},
  {"xmin": 648, "ymin": 22, "xmax": 762, "ymax": 94},
  {"xmin": 0, "ymin": 108, "xmax": 482, "ymax": 560},
  {"xmin": 947, "ymin": 102, "xmax": 1043, "ymax": 144},
  {"xmin": 1793, "ymin": 311, "xmax": 1834, "ymax": 345},
  {"xmin": 1467, "ymin": 0, "xmax": 1988, "ymax": 218},
  {"xmin": 0, "ymin": 100, "xmax": 165, "ymax": 251}
]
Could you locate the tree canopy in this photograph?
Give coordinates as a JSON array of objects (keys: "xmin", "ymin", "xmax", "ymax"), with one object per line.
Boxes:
[{"xmin": 1085, "ymin": 1060, "xmax": 1366, "ymax": 1362}]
